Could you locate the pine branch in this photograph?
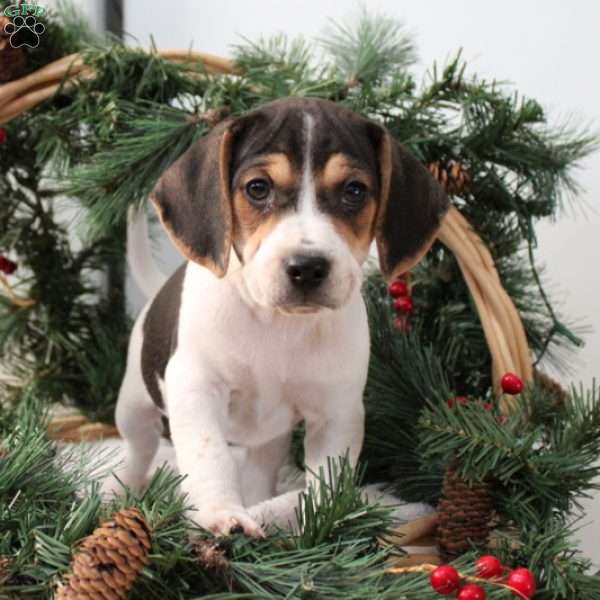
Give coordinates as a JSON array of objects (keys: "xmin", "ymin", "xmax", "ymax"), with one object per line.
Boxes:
[
  {"xmin": 295, "ymin": 457, "xmax": 392, "ymax": 549},
  {"xmin": 233, "ymin": 34, "xmax": 314, "ymax": 82},
  {"xmin": 417, "ymin": 384, "xmax": 600, "ymax": 523},
  {"xmin": 63, "ymin": 101, "xmax": 205, "ymax": 240},
  {"xmin": 0, "ymin": 409, "xmax": 441, "ymax": 599},
  {"xmin": 494, "ymin": 520, "xmax": 600, "ymax": 600},
  {"xmin": 320, "ymin": 9, "xmax": 417, "ymax": 84}
]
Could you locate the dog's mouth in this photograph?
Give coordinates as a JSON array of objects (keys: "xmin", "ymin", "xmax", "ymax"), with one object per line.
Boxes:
[
  {"xmin": 276, "ymin": 302, "xmax": 332, "ymax": 315},
  {"xmin": 275, "ymin": 292, "xmax": 341, "ymax": 314},
  {"xmin": 272, "ymin": 276, "xmax": 354, "ymax": 315}
]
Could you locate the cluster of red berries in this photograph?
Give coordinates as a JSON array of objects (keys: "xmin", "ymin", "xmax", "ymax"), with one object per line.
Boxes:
[
  {"xmin": 447, "ymin": 373, "xmax": 524, "ymax": 412},
  {"xmin": 430, "ymin": 556, "xmax": 536, "ymax": 599},
  {"xmin": 388, "ymin": 276, "xmax": 413, "ymax": 332},
  {"xmin": 0, "ymin": 255, "xmax": 17, "ymax": 275},
  {"xmin": 447, "ymin": 396, "xmax": 494, "ymax": 411}
]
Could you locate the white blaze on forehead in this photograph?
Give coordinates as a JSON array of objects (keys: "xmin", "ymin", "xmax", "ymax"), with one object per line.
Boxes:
[{"xmin": 298, "ymin": 112, "xmax": 317, "ymax": 215}]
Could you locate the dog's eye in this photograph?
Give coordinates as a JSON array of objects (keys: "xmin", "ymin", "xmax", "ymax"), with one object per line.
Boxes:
[
  {"xmin": 245, "ymin": 178, "xmax": 271, "ymax": 206},
  {"xmin": 342, "ymin": 181, "xmax": 368, "ymax": 211}
]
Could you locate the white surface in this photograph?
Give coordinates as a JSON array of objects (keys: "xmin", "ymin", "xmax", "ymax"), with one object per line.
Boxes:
[{"xmin": 53, "ymin": 0, "xmax": 599, "ymax": 565}]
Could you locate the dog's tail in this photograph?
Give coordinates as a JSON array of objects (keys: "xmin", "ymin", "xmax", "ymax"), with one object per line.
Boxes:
[{"xmin": 127, "ymin": 205, "xmax": 167, "ymax": 299}]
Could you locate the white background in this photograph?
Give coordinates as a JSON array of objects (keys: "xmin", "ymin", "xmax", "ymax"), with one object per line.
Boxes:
[{"xmin": 72, "ymin": 0, "xmax": 600, "ymax": 565}]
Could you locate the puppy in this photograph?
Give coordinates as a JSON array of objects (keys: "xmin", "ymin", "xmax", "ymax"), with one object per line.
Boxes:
[{"xmin": 108, "ymin": 97, "xmax": 448, "ymax": 536}]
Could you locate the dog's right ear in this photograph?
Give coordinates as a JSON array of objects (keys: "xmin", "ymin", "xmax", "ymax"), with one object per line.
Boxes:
[
  {"xmin": 150, "ymin": 122, "xmax": 235, "ymax": 277},
  {"xmin": 374, "ymin": 132, "xmax": 449, "ymax": 281}
]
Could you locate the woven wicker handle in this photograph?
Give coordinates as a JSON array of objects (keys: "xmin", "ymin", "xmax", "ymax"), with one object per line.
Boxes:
[
  {"xmin": 0, "ymin": 51, "xmax": 533, "ymax": 419},
  {"xmin": 437, "ymin": 208, "xmax": 532, "ymax": 412}
]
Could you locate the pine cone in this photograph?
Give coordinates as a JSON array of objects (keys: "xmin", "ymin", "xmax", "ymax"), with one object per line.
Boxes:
[
  {"xmin": 56, "ymin": 508, "xmax": 151, "ymax": 600},
  {"xmin": 534, "ymin": 369, "xmax": 568, "ymax": 409},
  {"xmin": 428, "ymin": 160, "xmax": 471, "ymax": 196},
  {"xmin": 0, "ymin": 16, "xmax": 26, "ymax": 83},
  {"xmin": 436, "ymin": 465, "xmax": 494, "ymax": 560}
]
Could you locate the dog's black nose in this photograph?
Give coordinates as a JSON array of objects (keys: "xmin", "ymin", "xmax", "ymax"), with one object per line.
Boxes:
[{"xmin": 285, "ymin": 255, "xmax": 331, "ymax": 291}]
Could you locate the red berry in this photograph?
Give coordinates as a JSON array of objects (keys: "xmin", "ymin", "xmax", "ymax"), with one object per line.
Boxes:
[
  {"xmin": 393, "ymin": 316, "xmax": 410, "ymax": 332},
  {"xmin": 430, "ymin": 565, "xmax": 460, "ymax": 595},
  {"xmin": 393, "ymin": 296, "xmax": 414, "ymax": 314},
  {"xmin": 507, "ymin": 568, "xmax": 536, "ymax": 598},
  {"xmin": 0, "ymin": 256, "xmax": 17, "ymax": 275},
  {"xmin": 482, "ymin": 402, "xmax": 494, "ymax": 411},
  {"xmin": 448, "ymin": 396, "xmax": 469, "ymax": 408},
  {"xmin": 0, "ymin": 128, "xmax": 6, "ymax": 144},
  {"xmin": 388, "ymin": 279, "xmax": 409, "ymax": 298},
  {"xmin": 457, "ymin": 584, "xmax": 486, "ymax": 600},
  {"xmin": 501, "ymin": 372, "xmax": 524, "ymax": 395},
  {"xmin": 475, "ymin": 555, "xmax": 503, "ymax": 579}
]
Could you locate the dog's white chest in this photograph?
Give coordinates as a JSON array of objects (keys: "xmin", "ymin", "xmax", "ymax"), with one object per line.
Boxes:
[
  {"xmin": 225, "ymin": 374, "xmax": 296, "ymax": 446},
  {"xmin": 170, "ymin": 265, "xmax": 370, "ymax": 449},
  {"xmin": 218, "ymin": 317, "xmax": 326, "ymax": 446}
]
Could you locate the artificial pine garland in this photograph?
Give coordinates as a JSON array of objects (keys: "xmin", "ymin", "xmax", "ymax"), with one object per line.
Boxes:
[{"xmin": 1, "ymin": 5, "xmax": 600, "ymax": 599}]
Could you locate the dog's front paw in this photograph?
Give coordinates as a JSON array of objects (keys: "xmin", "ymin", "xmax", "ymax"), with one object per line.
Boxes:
[{"xmin": 189, "ymin": 506, "xmax": 265, "ymax": 538}]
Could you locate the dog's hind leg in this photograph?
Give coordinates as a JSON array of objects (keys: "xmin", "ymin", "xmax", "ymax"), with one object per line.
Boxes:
[
  {"xmin": 113, "ymin": 383, "xmax": 163, "ymax": 494},
  {"xmin": 102, "ymin": 314, "xmax": 163, "ymax": 497},
  {"xmin": 102, "ymin": 377, "xmax": 163, "ymax": 497}
]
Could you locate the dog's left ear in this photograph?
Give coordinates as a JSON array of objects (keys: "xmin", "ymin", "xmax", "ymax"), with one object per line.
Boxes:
[
  {"xmin": 150, "ymin": 121, "xmax": 235, "ymax": 277},
  {"xmin": 374, "ymin": 131, "xmax": 449, "ymax": 281}
]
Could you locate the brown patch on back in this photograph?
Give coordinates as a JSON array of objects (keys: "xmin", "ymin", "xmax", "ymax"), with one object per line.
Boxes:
[{"xmin": 141, "ymin": 263, "xmax": 187, "ymax": 408}]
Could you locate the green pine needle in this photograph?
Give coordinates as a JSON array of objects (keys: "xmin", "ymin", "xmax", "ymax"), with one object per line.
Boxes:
[{"xmin": 320, "ymin": 9, "xmax": 417, "ymax": 84}]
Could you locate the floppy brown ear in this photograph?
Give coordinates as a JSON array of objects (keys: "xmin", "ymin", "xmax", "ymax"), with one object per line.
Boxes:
[
  {"xmin": 150, "ymin": 122, "xmax": 235, "ymax": 277},
  {"xmin": 375, "ymin": 133, "xmax": 449, "ymax": 281}
]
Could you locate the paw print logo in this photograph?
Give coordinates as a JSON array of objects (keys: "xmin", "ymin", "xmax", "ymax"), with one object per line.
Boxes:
[{"xmin": 4, "ymin": 15, "xmax": 45, "ymax": 49}]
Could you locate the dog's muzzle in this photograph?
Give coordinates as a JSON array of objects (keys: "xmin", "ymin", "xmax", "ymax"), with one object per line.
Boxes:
[{"xmin": 284, "ymin": 254, "xmax": 331, "ymax": 292}]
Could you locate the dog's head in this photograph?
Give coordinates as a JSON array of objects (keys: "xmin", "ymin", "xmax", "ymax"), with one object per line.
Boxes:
[{"xmin": 151, "ymin": 98, "xmax": 448, "ymax": 314}]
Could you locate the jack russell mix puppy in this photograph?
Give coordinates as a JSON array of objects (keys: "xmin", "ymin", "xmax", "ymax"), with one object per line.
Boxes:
[{"xmin": 106, "ymin": 97, "xmax": 448, "ymax": 537}]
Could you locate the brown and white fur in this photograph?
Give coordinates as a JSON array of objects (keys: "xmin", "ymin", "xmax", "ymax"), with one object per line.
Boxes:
[{"xmin": 105, "ymin": 97, "xmax": 448, "ymax": 537}]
